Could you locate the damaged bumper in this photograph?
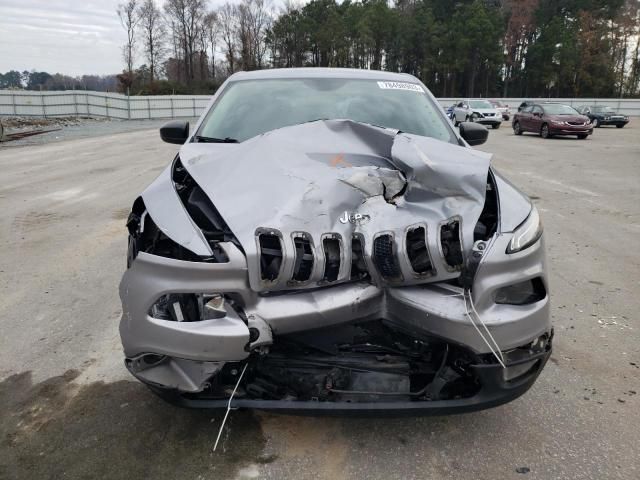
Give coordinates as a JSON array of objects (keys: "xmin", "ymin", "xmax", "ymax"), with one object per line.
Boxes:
[
  {"xmin": 120, "ymin": 232, "xmax": 551, "ymax": 410},
  {"xmin": 148, "ymin": 341, "xmax": 551, "ymax": 415}
]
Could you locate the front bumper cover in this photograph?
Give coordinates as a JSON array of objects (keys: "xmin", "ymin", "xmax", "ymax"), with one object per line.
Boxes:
[{"xmin": 120, "ymin": 233, "xmax": 550, "ymax": 362}]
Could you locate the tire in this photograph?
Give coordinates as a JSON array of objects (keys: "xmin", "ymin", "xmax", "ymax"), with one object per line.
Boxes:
[
  {"xmin": 492, "ymin": 123, "xmax": 500, "ymax": 129},
  {"xmin": 541, "ymin": 123, "xmax": 551, "ymax": 139},
  {"xmin": 616, "ymin": 124, "xmax": 624, "ymax": 128},
  {"xmin": 513, "ymin": 121, "xmax": 522, "ymax": 135},
  {"xmin": 593, "ymin": 118, "xmax": 600, "ymax": 128},
  {"xmin": 577, "ymin": 134, "xmax": 588, "ymax": 139}
]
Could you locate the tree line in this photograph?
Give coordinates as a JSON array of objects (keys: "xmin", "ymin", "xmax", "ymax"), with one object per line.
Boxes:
[{"xmin": 3, "ymin": 0, "xmax": 639, "ymax": 97}]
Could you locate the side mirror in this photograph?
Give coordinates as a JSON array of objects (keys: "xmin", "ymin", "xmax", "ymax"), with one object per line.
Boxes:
[
  {"xmin": 160, "ymin": 120, "xmax": 189, "ymax": 144},
  {"xmin": 459, "ymin": 122, "xmax": 488, "ymax": 146}
]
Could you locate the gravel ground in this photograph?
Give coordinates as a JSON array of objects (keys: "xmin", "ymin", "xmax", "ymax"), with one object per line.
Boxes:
[
  {"xmin": 0, "ymin": 116, "xmax": 198, "ymax": 147},
  {"xmin": 0, "ymin": 122, "xmax": 638, "ymax": 479}
]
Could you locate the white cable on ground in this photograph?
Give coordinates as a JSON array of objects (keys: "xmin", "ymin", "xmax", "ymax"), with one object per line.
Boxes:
[{"xmin": 213, "ymin": 362, "xmax": 248, "ymax": 452}]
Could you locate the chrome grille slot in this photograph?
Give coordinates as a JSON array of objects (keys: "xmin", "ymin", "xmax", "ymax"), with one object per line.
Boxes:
[
  {"xmin": 322, "ymin": 236, "xmax": 341, "ymax": 282},
  {"xmin": 440, "ymin": 219, "xmax": 463, "ymax": 270},
  {"xmin": 258, "ymin": 232, "xmax": 283, "ymax": 281},
  {"xmin": 373, "ymin": 234, "xmax": 402, "ymax": 281},
  {"xmin": 406, "ymin": 226, "xmax": 434, "ymax": 276},
  {"xmin": 350, "ymin": 235, "xmax": 368, "ymax": 280},
  {"xmin": 292, "ymin": 233, "xmax": 314, "ymax": 282}
]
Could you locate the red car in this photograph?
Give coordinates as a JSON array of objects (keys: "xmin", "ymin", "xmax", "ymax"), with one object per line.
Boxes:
[{"xmin": 512, "ymin": 103, "xmax": 593, "ymax": 139}]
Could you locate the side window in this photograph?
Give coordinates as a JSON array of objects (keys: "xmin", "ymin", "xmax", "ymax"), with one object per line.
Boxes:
[
  {"xmin": 522, "ymin": 106, "xmax": 533, "ymax": 113},
  {"xmin": 532, "ymin": 106, "xmax": 543, "ymax": 115},
  {"xmin": 457, "ymin": 102, "xmax": 464, "ymax": 108}
]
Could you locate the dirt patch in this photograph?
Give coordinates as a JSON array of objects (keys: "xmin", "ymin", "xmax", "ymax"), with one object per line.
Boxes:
[
  {"xmin": 0, "ymin": 371, "xmax": 266, "ymax": 480},
  {"xmin": 111, "ymin": 207, "xmax": 131, "ymax": 220},
  {"xmin": 1, "ymin": 116, "xmax": 106, "ymax": 130},
  {"xmin": 12, "ymin": 211, "xmax": 71, "ymax": 232}
]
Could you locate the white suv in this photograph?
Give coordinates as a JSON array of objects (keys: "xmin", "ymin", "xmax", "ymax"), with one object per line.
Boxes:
[{"xmin": 453, "ymin": 99, "xmax": 502, "ymax": 129}]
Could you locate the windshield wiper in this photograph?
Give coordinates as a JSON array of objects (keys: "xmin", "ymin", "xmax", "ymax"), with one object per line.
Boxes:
[{"xmin": 194, "ymin": 135, "xmax": 239, "ymax": 143}]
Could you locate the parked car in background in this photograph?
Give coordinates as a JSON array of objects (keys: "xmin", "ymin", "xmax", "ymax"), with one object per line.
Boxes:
[
  {"xmin": 445, "ymin": 103, "xmax": 455, "ymax": 120},
  {"xmin": 489, "ymin": 100, "xmax": 510, "ymax": 120},
  {"xmin": 518, "ymin": 100, "xmax": 534, "ymax": 112},
  {"xmin": 452, "ymin": 99, "xmax": 501, "ymax": 129},
  {"xmin": 577, "ymin": 105, "xmax": 629, "ymax": 128},
  {"xmin": 512, "ymin": 103, "xmax": 593, "ymax": 139}
]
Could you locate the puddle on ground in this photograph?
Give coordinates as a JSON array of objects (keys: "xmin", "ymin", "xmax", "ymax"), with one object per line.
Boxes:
[{"xmin": 0, "ymin": 370, "xmax": 265, "ymax": 480}]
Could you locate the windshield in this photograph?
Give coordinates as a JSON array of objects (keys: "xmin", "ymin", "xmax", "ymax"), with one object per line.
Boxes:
[
  {"xmin": 469, "ymin": 100, "xmax": 493, "ymax": 109},
  {"xmin": 197, "ymin": 78, "xmax": 456, "ymax": 144},
  {"xmin": 542, "ymin": 104, "xmax": 579, "ymax": 115},
  {"xmin": 593, "ymin": 106, "xmax": 615, "ymax": 113}
]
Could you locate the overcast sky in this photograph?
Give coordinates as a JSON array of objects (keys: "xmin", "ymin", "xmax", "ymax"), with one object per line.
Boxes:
[{"xmin": 0, "ymin": 0, "xmax": 243, "ymax": 76}]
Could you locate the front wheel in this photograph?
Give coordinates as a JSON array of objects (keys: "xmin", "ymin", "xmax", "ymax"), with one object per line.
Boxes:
[
  {"xmin": 513, "ymin": 121, "xmax": 522, "ymax": 135},
  {"xmin": 616, "ymin": 124, "xmax": 624, "ymax": 128},
  {"xmin": 541, "ymin": 124, "xmax": 551, "ymax": 139},
  {"xmin": 492, "ymin": 123, "xmax": 500, "ymax": 130},
  {"xmin": 577, "ymin": 134, "xmax": 588, "ymax": 139},
  {"xmin": 593, "ymin": 118, "xmax": 600, "ymax": 128}
]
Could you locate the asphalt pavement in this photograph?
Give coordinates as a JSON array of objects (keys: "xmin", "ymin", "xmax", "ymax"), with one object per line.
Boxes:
[{"xmin": 0, "ymin": 120, "xmax": 638, "ymax": 479}]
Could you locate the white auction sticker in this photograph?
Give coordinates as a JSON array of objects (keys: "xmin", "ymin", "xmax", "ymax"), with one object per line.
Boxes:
[{"xmin": 377, "ymin": 81, "xmax": 424, "ymax": 92}]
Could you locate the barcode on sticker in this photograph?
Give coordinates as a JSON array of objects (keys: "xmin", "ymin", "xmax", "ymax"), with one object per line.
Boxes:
[{"xmin": 377, "ymin": 81, "xmax": 424, "ymax": 92}]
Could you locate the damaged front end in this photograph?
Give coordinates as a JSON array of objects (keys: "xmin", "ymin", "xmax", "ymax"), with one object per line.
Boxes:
[{"xmin": 119, "ymin": 119, "xmax": 552, "ymax": 414}]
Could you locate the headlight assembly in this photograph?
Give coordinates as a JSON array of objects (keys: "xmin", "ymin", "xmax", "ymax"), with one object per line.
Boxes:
[{"xmin": 507, "ymin": 205, "xmax": 543, "ymax": 253}]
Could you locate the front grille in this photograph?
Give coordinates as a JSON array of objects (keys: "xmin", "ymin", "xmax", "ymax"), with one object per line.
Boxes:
[
  {"xmin": 292, "ymin": 233, "xmax": 314, "ymax": 282},
  {"xmin": 350, "ymin": 235, "xmax": 368, "ymax": 280},
  {"xmin": 258, "ymin": 232, "xmax": 283, "ymax": 281},
  {"xmin": 322, "ymin": 236, "xmax": 341, "ymax": 282},
  {"xmin": 568, "ymin": 121, "xmax": 585, "ymax": 126},
  {"xmin": 406, "ymin": 226, "xmax": 434, "ymax": 276},
  {"xmin": 255, "ymin": 221, "xmax": 461, "ymax": 289},
  {"xmin": 373, "ymin": 234, "xmax": 402, "ymax": 281},
  {"xmin": 440, "ymin": 220, "xmax": 463, "ymax": 270}
]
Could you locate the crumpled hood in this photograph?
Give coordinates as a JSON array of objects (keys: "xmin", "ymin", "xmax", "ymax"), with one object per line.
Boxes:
[{"xmin": 179, "ymin": 119, "xmax": 492, "ymax": 291}]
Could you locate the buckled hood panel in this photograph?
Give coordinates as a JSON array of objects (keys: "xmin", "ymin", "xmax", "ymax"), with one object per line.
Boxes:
[{"xmin": 179, "ymin": 119, "xmax": 492, "ymax": 292}]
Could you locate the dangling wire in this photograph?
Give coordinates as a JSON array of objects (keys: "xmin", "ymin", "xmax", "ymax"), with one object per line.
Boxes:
[
  {"xmin": 464, "ymin": 290, "xmax": 506, "ymax": 368},
  {"xmin": 464, "ymin": 289, "xmax": 505, "ymax": 368},
  {"xmin": 213, "ymin": 362, "xmax": 248, "ymax": 452}
]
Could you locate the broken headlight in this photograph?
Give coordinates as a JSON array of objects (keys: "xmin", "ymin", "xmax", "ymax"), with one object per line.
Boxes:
[
  {"xmin": 506, "ymin": 205, "xmax": 543, "ymax": 253},
  {"xmin": 149, "ymin": 293, "xmax": 226, "ymax": 322}
]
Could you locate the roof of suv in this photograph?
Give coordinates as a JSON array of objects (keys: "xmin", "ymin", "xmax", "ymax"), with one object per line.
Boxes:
[{"xmin": 227, "ymin": 68, "xmax": 421, "ymax": 83}]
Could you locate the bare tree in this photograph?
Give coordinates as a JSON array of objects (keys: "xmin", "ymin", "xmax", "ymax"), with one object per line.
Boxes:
[
  {"xmin": 236, "ymin": 0, "xmax": 272, "ymax": 70},
  {"xmin": 138, "ymin": 0, "xmax": 166, "ymax": 82},
  {"xmin": 218, "ymin": 3, "xmax": 238, "ymax": 74},
  {"xmin": 117, "ymin": 0, "xmax": 140, "ymax": 75},
  {"xmin": 164, "ymin": 0, "xmax": 207, "ymax": 85},
  {"xmin": 202, "ymin": 11, "xmax": 219, "ymax": 79}
]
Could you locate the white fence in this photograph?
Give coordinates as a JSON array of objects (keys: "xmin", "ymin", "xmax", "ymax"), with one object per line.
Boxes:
[
  {"xmin": 1, "ymin": 90, "xmax": 639, "ymax": 119},
  {"xmin": 0, "ymin": 90, "xmax": 211, "ymax": 119}
]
